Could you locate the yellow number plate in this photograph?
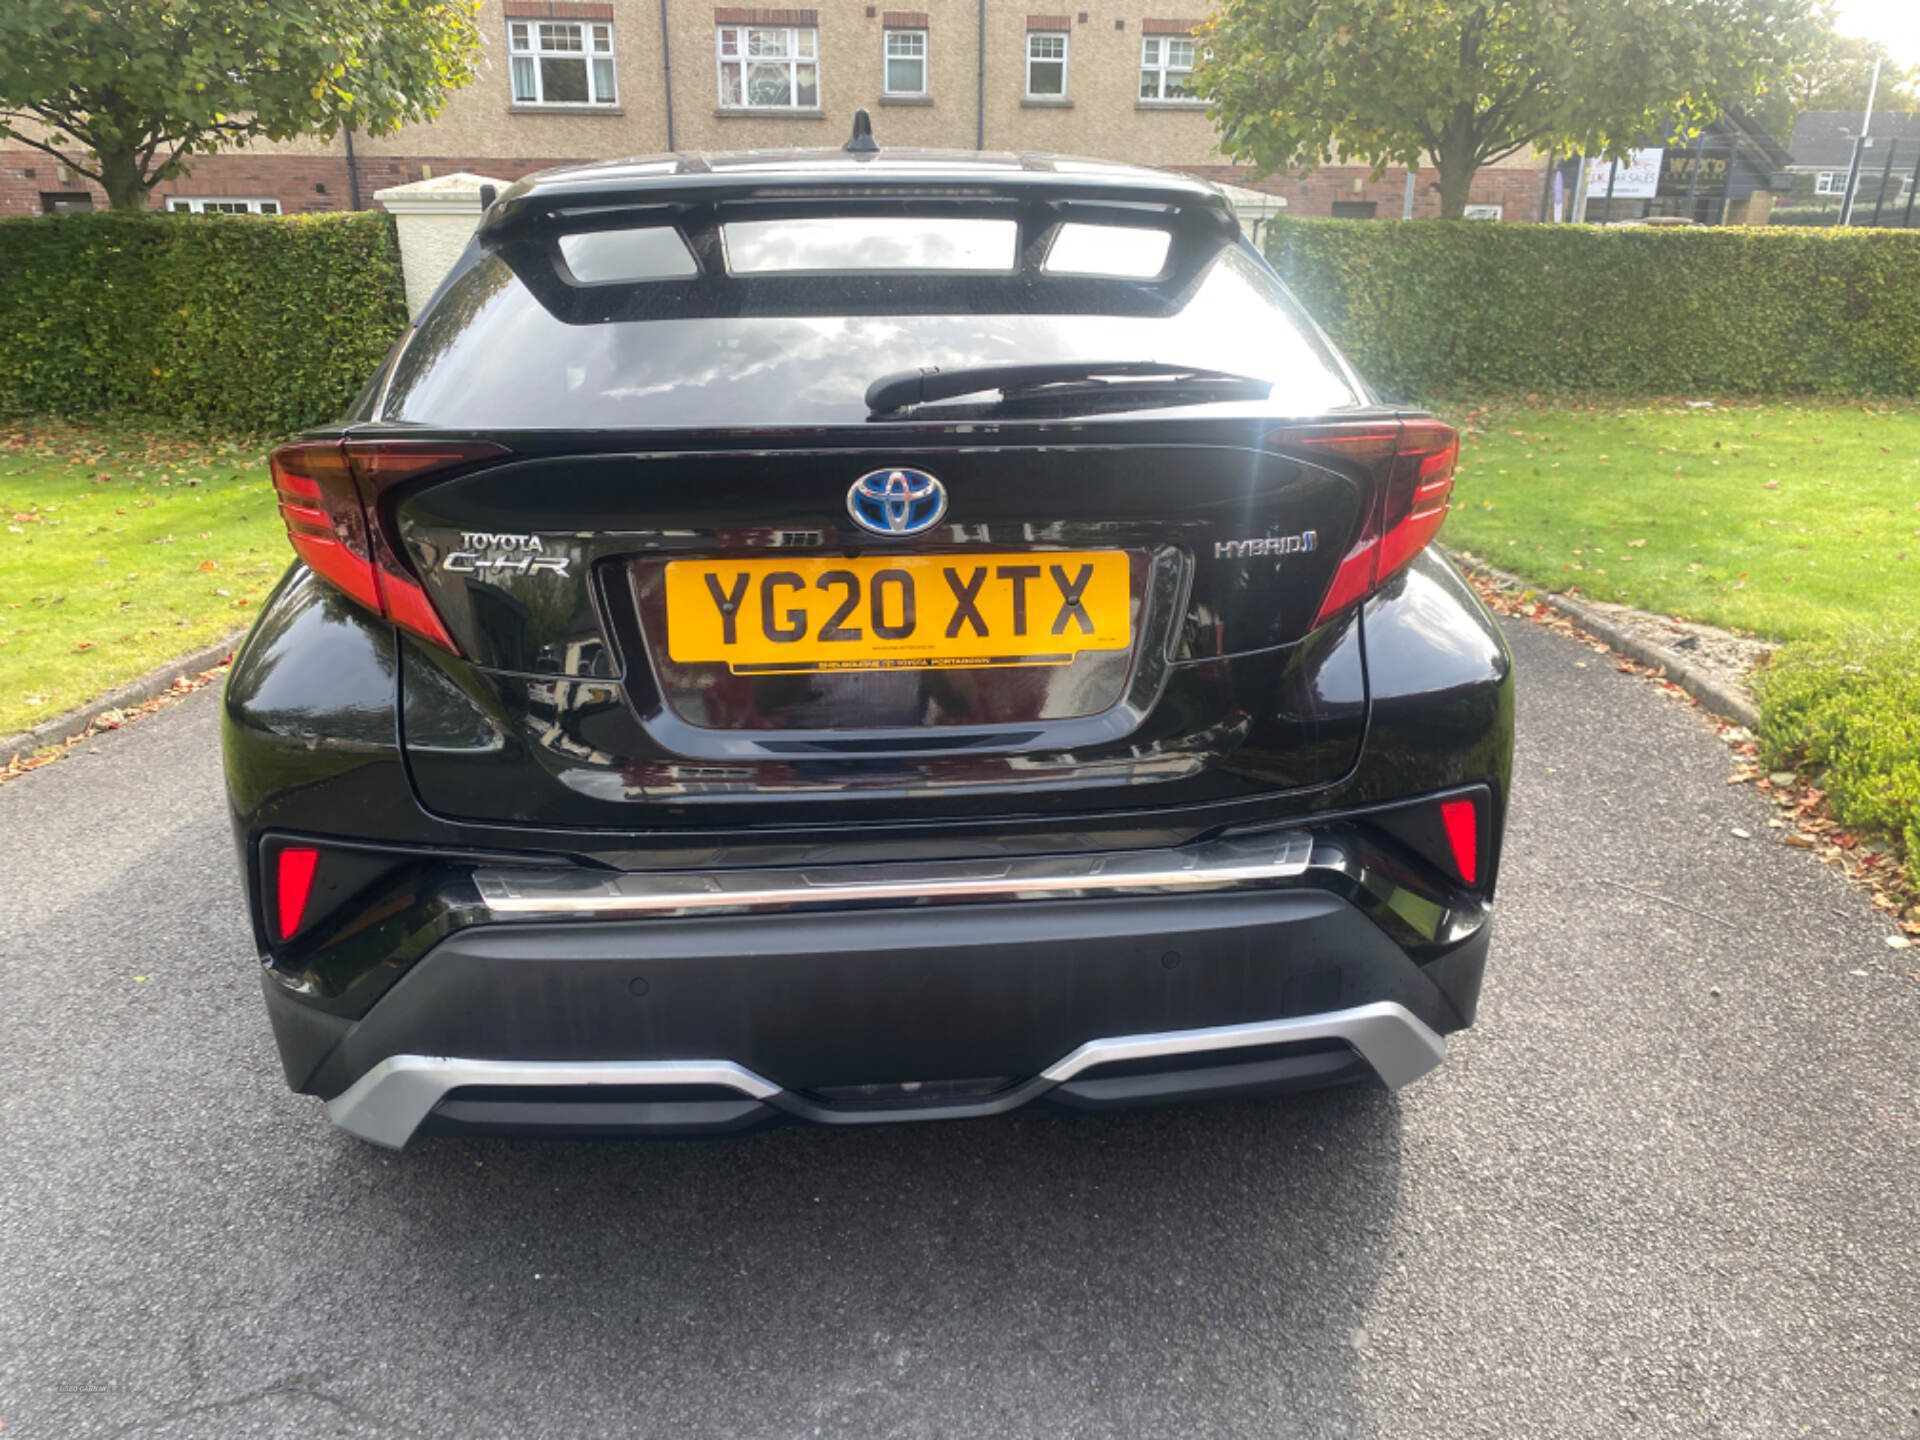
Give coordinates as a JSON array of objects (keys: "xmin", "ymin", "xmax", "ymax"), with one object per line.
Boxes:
[{"xmin": 664, "ymin": 551, "xmax": 1132, "ymax": 674}]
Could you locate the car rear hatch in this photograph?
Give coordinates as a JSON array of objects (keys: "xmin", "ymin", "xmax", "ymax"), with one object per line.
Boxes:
[{"xmin": 278, "ymin": 157, "xmax": 1457, "ymax": 831}]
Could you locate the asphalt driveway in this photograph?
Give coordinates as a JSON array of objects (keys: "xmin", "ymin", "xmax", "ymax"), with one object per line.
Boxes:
[{"xmin": 2, "ymin": 616, "xmax": 1916, "ymax": 1439}]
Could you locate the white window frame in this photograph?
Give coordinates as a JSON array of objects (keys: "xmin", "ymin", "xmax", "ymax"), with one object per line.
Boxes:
[
  {"xmin": 1025, "ymin": 30, "xmax": 1068, "ymax": 100},
  {"xmin": 716, "ymin": 25, "xmax": 820, "ymax": 110},
  {"xmin": 882, "ymin": 28, "xmax": 928, "ymax": 97},
  {"xmin": 508, "ymin": 19, "xmax": 618, "ymax": 107},
  {"xmin": 1138, "ymin": 33, "xmax": 1196, "ymax": 100},
  {"xmin": 166, "ymin": 197, "xmax": 280, "ymax": 215},
  {"xmin": 1814, "ymin": 170, "xmax": 1846, "ymax": 195}
]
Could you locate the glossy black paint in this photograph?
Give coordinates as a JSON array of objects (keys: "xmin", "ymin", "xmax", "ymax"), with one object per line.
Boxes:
[
  {"xmin": 230, "ymin": 549, "xmax": 1507, "ymax": 850},
  {"xmin": 396, "ymin": 437, "xmax": 1362, "ymax": 673},
  {"xmin": 224, "ymin": 150, "xmax": 1516, "ymax": 1132}
]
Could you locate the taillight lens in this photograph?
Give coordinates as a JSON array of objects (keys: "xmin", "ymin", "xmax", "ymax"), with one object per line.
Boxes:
[
  {"xmin": 271, "ymin": 443, "xmax": 380, "ymax": 612},
  {"xmin": 1302, "ymin": 418, "xmax": 1460, "ymax": 629},
  {"xmin": 269, "ymin": 439, "xmax": 508, "ymax": 653}
]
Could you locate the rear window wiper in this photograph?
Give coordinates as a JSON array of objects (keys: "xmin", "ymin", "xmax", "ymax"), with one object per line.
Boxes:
[{"xmin": 865, "ymin": 361, "xmax": 1272, "ymax": 416}]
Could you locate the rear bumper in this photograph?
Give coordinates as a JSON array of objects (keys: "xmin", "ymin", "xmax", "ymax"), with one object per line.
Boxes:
[
  {"xmin": 264, "ymin": 880, "xmax": 1489, "ymax": 1148},
  {"xmin": 326, "ymin": 1000, "xmax": 1448, "ymax": 1148}
]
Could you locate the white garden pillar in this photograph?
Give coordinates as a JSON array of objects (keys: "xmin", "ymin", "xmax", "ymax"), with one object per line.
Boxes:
[
  {"xmin": 1216, "ymin": 183, "xmax": 1288, "ymax": 249},
  {"xmin": 373, "ymin": 172, "xmax": 508, "ymax": 320}
]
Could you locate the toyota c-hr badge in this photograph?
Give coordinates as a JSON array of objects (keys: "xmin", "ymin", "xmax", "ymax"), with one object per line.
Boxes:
[{"xmin": 847, "ymin": 468, "xmax": 947, "ymax": 537}]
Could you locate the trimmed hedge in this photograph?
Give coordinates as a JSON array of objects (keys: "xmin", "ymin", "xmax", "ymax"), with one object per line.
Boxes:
[
  {"xmin": 0, "ymin": 210, "xmax": 408, "ymax": 435},
  {"xmin": 1263, "ymin": 217, "xmax": 1920, "ymax": 399},
  {"xmin": 1768, "ymin": 205, "xmax": 1920, "ymax": 229}
]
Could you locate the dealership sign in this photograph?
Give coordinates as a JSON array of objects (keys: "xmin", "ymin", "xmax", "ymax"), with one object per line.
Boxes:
[{"xmin": 1584, "ymin": 148, "xmax": 1665, "ymax": 199}]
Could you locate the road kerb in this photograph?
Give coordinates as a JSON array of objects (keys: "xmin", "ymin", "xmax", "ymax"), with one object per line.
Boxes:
[
  {"xmin": 1447, "ymin": 551, "xmax": 1761, "ymax": 731},
  {"xmin": 0, "ymin": 630, "xmax": 248, "ymax": 771}
]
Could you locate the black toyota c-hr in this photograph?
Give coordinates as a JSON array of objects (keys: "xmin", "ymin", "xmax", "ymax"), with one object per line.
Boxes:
[{"xmin": 224, "ymin": 136, "xmax": 1512, "ymax": 1148}]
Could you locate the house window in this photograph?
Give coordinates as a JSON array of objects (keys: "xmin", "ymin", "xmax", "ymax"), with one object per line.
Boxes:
[
  {"xmin": 717, "ymin": 25, "xmax": 819, "ymax": 109},
  {"xmin": 1814, "ymin": 170, "xmax": 1846, "ymax": 195},
  {"xmin": 1026, "ymin": 31, "xmax": 1067, "ymax": 98},
  {"xmin": 167, "ymin": 197, "xmax": 280, "ymax": 214},
  {"xmin": 509, "ymin": 20, "xmax": 617, "ymax": 106},
  {"xmin": 884, "ymin": 29, "xmax": 927, "ymax": 95},
  {"xmin": 1139, "ymin": 35, "xmax": 1195, "ymax": 99}
]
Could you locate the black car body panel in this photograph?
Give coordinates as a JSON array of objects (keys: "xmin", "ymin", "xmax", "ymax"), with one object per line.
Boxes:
[{"xmin": 224, "ymin": 147, "xmax": 1513, "ymax": 1146}]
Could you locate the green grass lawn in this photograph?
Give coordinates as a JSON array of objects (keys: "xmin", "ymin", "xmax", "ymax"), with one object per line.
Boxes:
[
  {"xmin": 1, "ymin": 417, "xmax": 288, "ymax": 737},
  {"xmin": 1441, "ymin": 400, "xmax": 1920, "ymax": 640}
]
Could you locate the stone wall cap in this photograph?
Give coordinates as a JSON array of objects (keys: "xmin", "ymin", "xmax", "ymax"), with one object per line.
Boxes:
[
  {"xmin": 373, "ymin": 172, "xmax": 510, "ymax": 214},
  {"xmin": 1214, "ymin": 182, "xmax": 1288, "ymax": 212}
]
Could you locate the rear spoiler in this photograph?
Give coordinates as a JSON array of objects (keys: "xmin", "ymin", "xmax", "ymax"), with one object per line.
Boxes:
[
  {"xmin": 476, "ymin": 165, "xmax": 1241, "ymax": 245},
  {"xmin": 472, "ymin": 167, "xmax": 1247, "ymax": 327}
]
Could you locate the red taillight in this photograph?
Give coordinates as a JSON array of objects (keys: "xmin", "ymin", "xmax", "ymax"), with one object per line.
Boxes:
[
  {"xmin": 271, "ymin": 443, "xmax": 380, "ymax": 612},
  {"xmin": 268, "ymin": 439, "xmax": 509, "ymax": 654},
  {"xmin": 1298, "ymin": 418, "xmax": 1460, "ymax": 629},
  {"xmin": 1439, "ymin": 797, "xmax": 1479, "ymax": 886},
  {"xmin": 1377, "ymin": 423, "xmax": 1461, "ymax": 580},
  {"xmin": 275, "ymin": 845, "xmax": 321, "ymax": 940}
]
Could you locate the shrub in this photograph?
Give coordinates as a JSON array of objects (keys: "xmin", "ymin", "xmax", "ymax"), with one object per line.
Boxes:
[
  {"xmin": 0, "ymin": 210, "xmax": 407, "ymax": 434},
  {"xmin": 1755, "ymin": 631, "xmax": 1920, "ymax": 891},
  {"xmin": 1262, "ymin": 217, "xmax": 1920, "ymax": 400}
]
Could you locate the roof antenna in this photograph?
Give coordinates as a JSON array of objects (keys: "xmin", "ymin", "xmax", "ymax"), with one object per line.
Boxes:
[{"xmin": 844, "ymin": 107, "xmax": 880, "ymax": 154}]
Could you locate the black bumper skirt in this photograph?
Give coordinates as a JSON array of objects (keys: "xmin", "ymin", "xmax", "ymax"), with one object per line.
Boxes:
[{"xmin": 265, "ymin": 888, "xmax": 1487, "ymax": 1141}]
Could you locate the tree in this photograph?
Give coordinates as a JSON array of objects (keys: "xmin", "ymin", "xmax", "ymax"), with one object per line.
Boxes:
[
  {"xmin": 1194, "ymin": 0, "xmax": 1823, "ymax": 219},
  {"xmin": 0, "ymin": 0, "xmax": 483, "ymax": 212},
  {"xmin": 1748, "ymin": 20, "xmax": 1917, "ymax": 140}
]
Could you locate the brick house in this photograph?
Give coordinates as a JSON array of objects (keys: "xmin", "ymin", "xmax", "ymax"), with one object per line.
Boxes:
[
  {"xmin": 1782, "ymin": 110, "xmax": 1920, "ymax": 215},
  {"xmin": 1, "ymin": 0, "xmax": 1547, "ymax": 220}
]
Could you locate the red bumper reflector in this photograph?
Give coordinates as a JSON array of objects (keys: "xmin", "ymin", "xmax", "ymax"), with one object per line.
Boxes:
[
  {"xmin": 276, "ymin": 846, "xmax": 321, "ymax": 940},
  {"xmin": 1439, "ymin": 799, "xmax": 1478, "ymax": 885}
]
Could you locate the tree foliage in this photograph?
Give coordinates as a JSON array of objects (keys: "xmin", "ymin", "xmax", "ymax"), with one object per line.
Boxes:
[
  {"xmin": 0, "ymin": 0, "xmax": 482, "ymax": 210},
  {"xmin": 1747, "ymin": 14, "xmax": 1918, "ymax": 140},
  {"xmin": 1195, "ymin": 0, "xmax": 1822, "ymax": 218}
]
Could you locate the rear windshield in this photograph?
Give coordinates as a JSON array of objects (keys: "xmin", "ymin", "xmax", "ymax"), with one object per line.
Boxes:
[{"xmin": 381, "ymin": 211, "xmax": 1360, "ymax": 428}]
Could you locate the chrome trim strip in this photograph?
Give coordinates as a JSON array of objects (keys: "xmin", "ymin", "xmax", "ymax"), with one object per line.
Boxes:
[
  {"xmin": 472, "ymin": 832, "xmax": 1314, "ymax": 920},
  {"xmin": 1040, "ymin": 1001, "xmax": 1447, "ymax": 1091},
  {"xmin": 325, "ymin": 1056, "xmax": 781, "ymax": 1150}
]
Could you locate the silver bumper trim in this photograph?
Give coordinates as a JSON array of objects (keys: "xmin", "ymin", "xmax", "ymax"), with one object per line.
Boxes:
[
  {"xmin": 325, "ymin": 1001, "xmax": 1445, "ymax": 1149},
  {"xmin": 472, "ymin": 832, "xmax": 1315, "ymax": 920},
  {"xmin": 1041, "ymin": 1000, "xmax": 1446, "ymax": 1091},
  {"xmin": 325, "ymin": 1057, "xmax": 781, "ymax": 1150}
]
